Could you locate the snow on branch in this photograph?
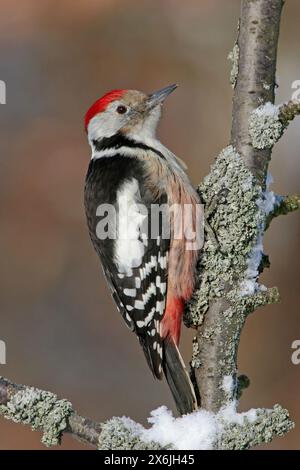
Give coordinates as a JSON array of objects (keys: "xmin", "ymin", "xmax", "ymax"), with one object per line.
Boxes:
[
  {"xmin": 249, "ymin": 100, "xmax": 300, "ymax": 150},
  {"xmin": 0, "ymin": 377, "xmax": 294, "ymax": 450},
  {"xmin": 266, "ymin": 194, "xmax": 300, "ymax": 229}
]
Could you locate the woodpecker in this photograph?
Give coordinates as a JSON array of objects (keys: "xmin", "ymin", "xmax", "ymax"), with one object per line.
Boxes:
[{"xmin": 84, "ymin": 84, "xmax": 200, "ymax": 414}]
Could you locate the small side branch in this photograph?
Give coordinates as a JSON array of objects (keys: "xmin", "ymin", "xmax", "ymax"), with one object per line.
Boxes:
[
  {"xmin": 0, "ymin": 376, "xmax": 164, "ymax": 450},
  {"xmin": 266, "ymin": 194, "xmax": 300, "ymax": 229},
  {"xmin": 219, "ymin": 404, "xmax": 294, "ymax": 450},
  {"xmin": 0, "ymin": 377, "xmax": 101, "ymax": 448},
  {"xmin": 279, "ymin": 100, "xmax": 300, "ymax": 127},
  {"xmin": 248, "ymin": 100, "xmax": 300, "ymax": 151}
]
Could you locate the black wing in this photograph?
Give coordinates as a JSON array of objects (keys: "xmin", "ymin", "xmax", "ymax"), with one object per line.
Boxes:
[
  {"xmin": 100, "ymin": 189, "xmax": 169, "ymax": 379},
  {"xmin": 84, "ymin": 157, "xmax": 170, "ymax": 378}
]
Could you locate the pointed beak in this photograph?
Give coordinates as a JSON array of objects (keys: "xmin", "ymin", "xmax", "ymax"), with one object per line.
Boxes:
[{"xmin": 147, "ymin": 83, "xmax": 178, "ymax": 109}]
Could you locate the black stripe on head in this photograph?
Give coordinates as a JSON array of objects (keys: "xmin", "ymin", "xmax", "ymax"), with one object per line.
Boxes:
[{"xmin": 92, "ymin": 132, "xmax": 166, "ymax": 160}]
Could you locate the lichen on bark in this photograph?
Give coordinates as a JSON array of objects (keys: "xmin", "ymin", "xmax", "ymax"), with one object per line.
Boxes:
[
  {"xmin": 98, "ymin": 417, "xmax": 165, "ymax": 450},
  {"xmin": 228, "ymin": 44, "xmax": 239, "ymax": 88},
  {"xmin": 219, "ymin": 404, "xmax": 294, "ymax": 450},
  {"xmin": 0, "ymin": 386, "xmax": 73, "ymax": 446},
  {"xmin": 184, "ymin": 145, "xmax": 264, "ymax": 328},
  {"xmin": 249, "ymin": 103, "xmax": 283, "ymax": 149}
]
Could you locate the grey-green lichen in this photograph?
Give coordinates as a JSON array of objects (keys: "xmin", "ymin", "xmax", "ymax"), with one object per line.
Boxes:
[
  {"xmin": 185, "ymin": 145, "xmax": 265, "ymax": 327},
  {"xmin": 98, "ymin": 417, "xmax": 166, "ymax": 450},
  {"xmin": 279, "ymin": 100, "xmax": 300, "ymax": 127},
  {"xmin": 228, "ymin": 44, "xmax": 239, "ymax": 88},
  {"xmin": 0, "ymin": 387, "xmax": 72, "ymax": 446},
  {"xmin": 219, "ymin": 404, "xmax": 294, "ymax": 450},
  {"xmin": 249, "ymin": 102, "xmax": 283, "ymax": 149},
  {"xmin": 226, "ymin": 285, "xmax": 280, "ymax": 318},
  {"xmin": 191, "ymin": 337, "xmax": 201, "ymax": 368},
  {"xmin": 266, "ymin": 194, "xmax": 300, "ymax": 229}
]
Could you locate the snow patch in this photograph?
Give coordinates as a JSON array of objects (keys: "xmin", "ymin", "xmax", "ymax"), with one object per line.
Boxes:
[
  {"xmin": 219, "ymin": 401, "xmax": 258, "ymax": 426},
  {"xmin": 254, "ymin": 102, "xmax": 279, "ymax": 118},
  {"xmin": 239, "ymin": 173, "xmax": 276, "ymax": 296},
  {"xmin": 126, "ymin": 403, "xmax": 260, "ymax": 450},
  {"xmin": 142, "ymin": 406, "xmax": 217, "ymax": 450},
  {"xmin": 222, "ymin": 375, "xmax": 234, "ymax": 396}
]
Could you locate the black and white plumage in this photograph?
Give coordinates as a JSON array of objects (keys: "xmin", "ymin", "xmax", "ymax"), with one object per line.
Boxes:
[
  {"xmin": 85, "ymin": 150, "xmax": 169, "ymax": 378},
  {"xmin": 84, "ymin": 86, "xmax": 200, "ymax": 415}
]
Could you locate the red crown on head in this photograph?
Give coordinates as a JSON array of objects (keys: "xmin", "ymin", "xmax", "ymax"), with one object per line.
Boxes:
[{"xmin": 85, "ymin": 89, "xmax": 126, "ymax": 131}]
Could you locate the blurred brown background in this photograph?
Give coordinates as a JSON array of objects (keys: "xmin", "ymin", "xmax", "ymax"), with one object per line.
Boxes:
[{"xmin": 0, "ymin": 0, "xmax": 299, "ymax": 450}]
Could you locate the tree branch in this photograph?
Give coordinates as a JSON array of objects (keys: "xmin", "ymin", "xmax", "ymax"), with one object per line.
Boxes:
[
  {"xmin": 184, "ymin": 1, "xmax": 294, "ymax": 448},
  {"xmin": 266, "ymin": 194, "xmax": 300, "ymax": 228},
  {"xmin": 0, "ymin": 376, "xmax": 294, "ymax": 450},
  {"xmin": 219, "ymin": 404, "xmax": 294, "ymax": 450},
  {"xmin": 279, "ymin": 100, "xmax": 300, "ymax": 127},
  {"xmin": 231, "ymin": 0, "xmax": 283, "ymax": 184},
  {"xmin": 0, "ymin": 377, "xmax": 102, "ymax": 448}
]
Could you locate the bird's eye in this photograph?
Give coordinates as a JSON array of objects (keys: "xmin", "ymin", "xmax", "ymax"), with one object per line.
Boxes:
[{"xmin": 116, "ymin": 105, "xmax": 127, "ymax": 114}]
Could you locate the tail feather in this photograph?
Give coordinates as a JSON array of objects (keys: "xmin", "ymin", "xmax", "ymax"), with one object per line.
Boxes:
[
  {"xmin": 163, "ymin": 337, "xmax": 197, "ymax": 415},
  {"xmin": 139, "ymin": 335, "xmax": 163, "ymax": 379}
]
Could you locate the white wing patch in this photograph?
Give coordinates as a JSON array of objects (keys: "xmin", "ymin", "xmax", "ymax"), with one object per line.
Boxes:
[
  {"xmin": 123, "ymin": 288, "xmax": 136, "ymax": 297},
  {"xmin": 114, "ymin": 178, "xmax": 147, "ymax": 276}
]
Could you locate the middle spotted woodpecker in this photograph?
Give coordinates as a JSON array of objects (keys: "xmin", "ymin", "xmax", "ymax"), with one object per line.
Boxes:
[{"xmin": 84, "ymin": 84, "xmax": 202, "ymax": 414}]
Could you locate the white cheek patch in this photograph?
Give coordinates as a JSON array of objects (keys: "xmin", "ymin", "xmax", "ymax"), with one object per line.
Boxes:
[
  {"xmin": 114, "ymin": 179, "xmax": 147, "ymax": 276},
  {"xmin": 129, "ymin": 106, "xmax": 161, "ymax": 140},
  {"xmin": 88, "ymin": 101, "xmax": 128, "ymax": 144}
]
